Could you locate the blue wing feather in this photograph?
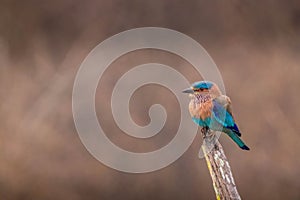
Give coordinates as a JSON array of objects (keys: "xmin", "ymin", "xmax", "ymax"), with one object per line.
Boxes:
[{"xmin": 212, "ymin": 100, "xmax": 241, "ymax": 135}]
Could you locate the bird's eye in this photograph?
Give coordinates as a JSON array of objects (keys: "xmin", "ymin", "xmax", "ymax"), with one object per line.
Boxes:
[{"xmin": 194, "ymin": 88, "xmax": 205, "ymax": 92}]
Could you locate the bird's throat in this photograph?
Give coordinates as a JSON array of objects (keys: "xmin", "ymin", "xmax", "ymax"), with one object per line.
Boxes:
[
  {"xmin": 195, "ymin": 93, "xmax": 211, "ymax": 103},
  {"xmin": 189, "ymin": 94, "xmax": 213, "ymax": 120}
]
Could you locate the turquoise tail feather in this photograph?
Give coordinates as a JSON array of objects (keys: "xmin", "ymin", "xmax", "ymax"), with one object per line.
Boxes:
[{"xmin": 225, "ymin": 130, "xmax": 250, "ymax": 150}]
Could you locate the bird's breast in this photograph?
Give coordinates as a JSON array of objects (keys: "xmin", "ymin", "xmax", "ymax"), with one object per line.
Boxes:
[{"xmin": 189, "ymin": 99, "xmax": 213, "ymax": 120}]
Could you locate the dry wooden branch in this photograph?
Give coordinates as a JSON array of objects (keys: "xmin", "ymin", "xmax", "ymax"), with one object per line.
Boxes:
[{"xmin": 202, "ymin": 132, "xmax": 241, "ymax": 200}]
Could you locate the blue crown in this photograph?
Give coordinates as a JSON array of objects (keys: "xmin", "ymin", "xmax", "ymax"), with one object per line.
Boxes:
[{"xmin": 192, "ymin": 81, "xmax": 214, "ymax": 89}]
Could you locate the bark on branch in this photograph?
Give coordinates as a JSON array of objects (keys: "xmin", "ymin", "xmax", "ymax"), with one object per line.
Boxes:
[{"xmin": 202, "ymin": 132, "xmax": 241, "ymax": 200}]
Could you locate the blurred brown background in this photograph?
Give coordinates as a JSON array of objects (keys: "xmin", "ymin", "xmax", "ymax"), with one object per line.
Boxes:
[{"xmin": 1, "ymin": 0, "xmax": 300, "ymax": 199}]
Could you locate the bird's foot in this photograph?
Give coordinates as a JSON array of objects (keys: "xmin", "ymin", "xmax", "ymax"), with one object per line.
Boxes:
[
  {"xmin": 201, "ymin": 127, "xmax": 213, "ymax": 139},
  {"xmin": 201, "ymin": 127, "xmax": 206, "ymax": 136},
  {"xmin": 206, "ymin": 130, "xmax": 214, "ymax": 138}
]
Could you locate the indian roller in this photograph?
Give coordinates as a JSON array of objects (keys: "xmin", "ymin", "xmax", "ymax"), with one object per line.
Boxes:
[{"xmin": 183, "ymin": 81, "xmax": 250, "ymax": 150}]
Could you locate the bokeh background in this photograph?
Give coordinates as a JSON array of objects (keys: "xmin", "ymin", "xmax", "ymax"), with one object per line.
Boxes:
[{"xmin": 1, "ymin": 0, "xmax": 300, "ymax": 199}]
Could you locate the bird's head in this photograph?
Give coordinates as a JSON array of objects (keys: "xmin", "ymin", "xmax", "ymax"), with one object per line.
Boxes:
[{"xmin": 182, "ymin": 81, "xmax": 221, "ymax": 99}]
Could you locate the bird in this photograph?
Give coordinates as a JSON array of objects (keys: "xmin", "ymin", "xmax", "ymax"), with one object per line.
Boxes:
[{"xmin": 182, "ymin": 81, "xmax": 250, "ymax": 150}]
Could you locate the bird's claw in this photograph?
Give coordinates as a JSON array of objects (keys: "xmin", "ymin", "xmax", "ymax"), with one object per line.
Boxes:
[
  {"xmin": 201, "ymin": 127, "xmax": 209, "ymax": 138},
  {"xmin": 201, "ymin": 127, "xmax": 214, "ymax": 139}
]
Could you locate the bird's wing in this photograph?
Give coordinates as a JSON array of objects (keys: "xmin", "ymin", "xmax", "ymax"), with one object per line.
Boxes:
[
  {"xmin": 211, "ymin": 99, "xmax": 241, "ymax": 136},
  {"xmin": 214, "ymin": 95, "xmax": 233, "ymax": 116}
]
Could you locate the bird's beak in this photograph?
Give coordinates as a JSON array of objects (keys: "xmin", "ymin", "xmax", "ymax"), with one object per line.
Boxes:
[{"xmin": 182, "ymin": 87, "xmax": 194, "ymax": 94}]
